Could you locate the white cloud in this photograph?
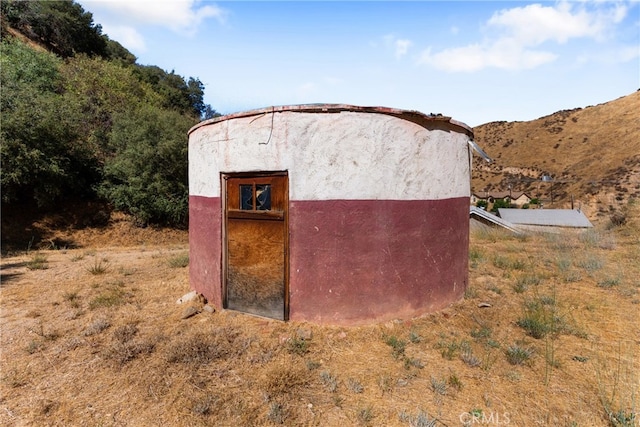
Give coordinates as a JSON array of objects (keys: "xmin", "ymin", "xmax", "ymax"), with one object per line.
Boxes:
[
  {"xmin": 394, "ymin": 39, "xmax": 412, "ymax": 59},
  {"xmin": 420, "ymin": 40, "xmax": 557, "ymax": 72},
  {"xmin": 487, "ymin": 1, "xmax": 625, "ymax": 44},
  {"xmin": 380, "ymin": 34, "xmax": 412, "ymax": 59},
  {"xmin": 82, "ymin": 0, "xmax": 227, "ymax": 35},
  {"xmin": 419, "ymin": 1, "xmax": 630, "ymax": 72}
]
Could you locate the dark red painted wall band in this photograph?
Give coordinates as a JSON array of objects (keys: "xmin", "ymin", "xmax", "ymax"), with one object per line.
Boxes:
[
  {"xmin": 288, "ymin": 198, "xmax": 469, "ymax": 325},
  {"xmin": 189, "ymin": 195, "xmax": 469, "ymax": 325},
  {"xmin": 189, "ymin": 195, "xmax": 222, "ymax": 307}
]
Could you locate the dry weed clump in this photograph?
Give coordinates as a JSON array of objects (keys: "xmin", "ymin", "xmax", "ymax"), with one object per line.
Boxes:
[
  {"xmin": 165, "ymin": 326, "xmax": 247, "ymax": 364},
  {"xmin": 101, "ymin": 322, "xmax": 158, "ymax": 365},
  {"xmin": 83, "ymin": 317, "xmax": 111, "ymax": 336},
  {"xmin": 26, "ymin": 252, "xmax": 49, "ymax": 270},
  {"xmin": 261, "ymin": 357, "xmax": 314, "ymax": 396}
]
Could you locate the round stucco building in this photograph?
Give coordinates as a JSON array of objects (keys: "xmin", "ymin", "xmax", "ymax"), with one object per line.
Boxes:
[{"xmin": 188, "ymin": 104, "xmax": 475, "ymax": 325}]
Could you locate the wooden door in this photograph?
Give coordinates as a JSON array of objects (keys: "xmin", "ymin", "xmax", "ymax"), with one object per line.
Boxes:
[{"xmin": 223, "ymin": 172, "xmax": 288, "ymax": 320}]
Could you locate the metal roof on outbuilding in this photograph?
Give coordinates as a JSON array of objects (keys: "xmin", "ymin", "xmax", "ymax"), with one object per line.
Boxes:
[
  {"xmin": 470, "ymin": 206, "xmax": 521, "ymax": 234},
  {"xmin": 497, "ymin": 209, "xmax": 593, "ymax": 228}
]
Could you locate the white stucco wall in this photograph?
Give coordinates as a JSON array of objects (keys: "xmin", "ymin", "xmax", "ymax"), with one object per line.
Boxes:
[{"xmin": 189, "ymin": 110, "xmax": 471, "ymax": 201}]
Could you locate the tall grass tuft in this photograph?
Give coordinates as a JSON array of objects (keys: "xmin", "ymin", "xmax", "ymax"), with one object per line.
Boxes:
[
  {"xmin": 87, "ymin": 257, "xmax": 109, "ymax": 275},
  {"xmin": 168, "ymin": 252, "xmax": 189, "ymax": 268},
  {"xmin": 513, "ymin": 274, "xmax": 542, "ymax": 293},
  {"xmin": 27, "ymin": 253, "xmax": 48, "ymax": 270},
  {"xmin": 594, "ymin": 342, "xmax": 639, "ymax": 427}
]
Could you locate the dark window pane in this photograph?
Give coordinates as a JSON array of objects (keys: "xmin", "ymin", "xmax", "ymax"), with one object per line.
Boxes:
[
  {"xmin": 240, "ymin": 185, "xmax": 253, "ymax": 210},
  {"xmin": 256, "ymin": 185, "xmax": 271, "ymax": 210}
]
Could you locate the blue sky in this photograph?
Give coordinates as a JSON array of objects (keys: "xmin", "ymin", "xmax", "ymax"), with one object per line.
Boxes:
[{"xmin": 78, "ymin": 1, "xmax": 639, "ymax": 127}]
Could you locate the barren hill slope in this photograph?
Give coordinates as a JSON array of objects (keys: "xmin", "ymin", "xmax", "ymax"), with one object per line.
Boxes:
[{"xmin": 472, "ymin": 91, "xmax": 640, "ymax": 221}]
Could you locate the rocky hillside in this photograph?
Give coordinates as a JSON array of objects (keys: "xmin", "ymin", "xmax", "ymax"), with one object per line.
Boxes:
[{"xmin": 472, "ymin": 91, "xmax": 640, "ymax": 221}]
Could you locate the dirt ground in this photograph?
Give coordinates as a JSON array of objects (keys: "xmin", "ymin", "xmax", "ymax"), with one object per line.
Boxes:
[{"xmin": 1, "ymin": 207, "xmax": 639, "ymax": 426}]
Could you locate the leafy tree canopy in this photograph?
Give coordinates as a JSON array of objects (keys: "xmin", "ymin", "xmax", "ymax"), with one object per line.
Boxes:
[
  {"xmin": 98, "ymin": 105, "xmax": 196, "ymax": 227},
  {"xmin": 1, "ymin": 0, "xmax": 107, "ymax": 58},
  {"xmin": 1, "ymin": 0, "xmax": 220, "ymax": 226}
]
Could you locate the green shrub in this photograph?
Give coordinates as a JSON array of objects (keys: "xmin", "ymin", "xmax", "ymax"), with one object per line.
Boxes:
[
  {"xmin": 491, "ymin": 198, "xmax": 511, "ymax": 212},
  {"xmin": 598, "ymin": 278, "xmax": 620, "ymax": 289},
  {"xmin": 506, "ymin": 344, "xmax": 534, "ymax": 365},
  {"xmin": 577, "ymin": 256, "xmax": 604, "ymax": 273},
  {"xmin": 286, "ymin": 336, "xmax": 309, "ymax": 355},
  {"xmin": 98, "ymin": 105, "xmax": 195, "ymax": 227},
  {"xmin": 385, "ymin": 335, "xmax": 406, "ymax": 360},
  {"xmin": 320, "ymin": 371, "xmax": 338, "ymax": 392}
]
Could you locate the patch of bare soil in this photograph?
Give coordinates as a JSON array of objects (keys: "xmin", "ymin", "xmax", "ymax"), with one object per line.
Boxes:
[{"xmin": 1, "ymin": 203, "xmax": 639, "ymax": 426}]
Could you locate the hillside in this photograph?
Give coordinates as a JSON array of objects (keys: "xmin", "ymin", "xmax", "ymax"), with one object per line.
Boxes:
[
  {"xmin": 1, "ymin": 0, "xmax": 220, "ymax": 240},
  {"xmin": 472, "ymin": 91, "xmax": 640, "ymax": 221}
]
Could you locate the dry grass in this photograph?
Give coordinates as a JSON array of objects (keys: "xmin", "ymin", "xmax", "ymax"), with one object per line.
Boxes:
[{"xmin": 1, "ymin": 202, "xmax": 639, "ymax": 426}]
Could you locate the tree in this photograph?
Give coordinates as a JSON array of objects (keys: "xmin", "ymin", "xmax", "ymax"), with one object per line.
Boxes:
[
  {"xmin": 203, "ymin": 105, "xmax": 221, "ymax": 120},
  {"xmin": 475, "ymin": 200, "xmax": 488, "ymax": 209},
  {"xmin": 105, "ymin": 38, "xmax": 136, "ymax": 65},
  {"xmin": 98, "ymin": 106, "xmax": 197, "ymax": 226},
  {"xmin": 59, "ymin": 54, "xmax": 160, "ymax": 161},
  {"xmin": 1, "ymin": 0, "xmax": 108, "ymax": 58},
  {"xmin": 1, "ymin": 39, "xmax": 98, "ymax": 206},
  {"xmin": 2, "ymin": 3, "xmax": 221, "ymax": 225},
  {"xmin": 133, "ymin": 65, "xmax": 208, "ymax": 118},
  {"xmin": 490, "ymin": 198, "xmax": 512, "ymax": 213}
]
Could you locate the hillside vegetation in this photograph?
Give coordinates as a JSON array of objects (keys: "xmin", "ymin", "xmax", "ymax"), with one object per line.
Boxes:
[
  {"xmin": 1, "ymin": 0, "xmax": 218, "ymax": 230},
  {"xmin": 472, "ymin": 91, "xmax": 640, "ymax": 221}
]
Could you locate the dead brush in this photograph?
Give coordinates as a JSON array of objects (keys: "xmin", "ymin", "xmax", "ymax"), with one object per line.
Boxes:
[
  {"xmin": 356, "ymin": 406, "xmax": 375, "ymax": 425},
  {"xmin": 261, "ymin": 358, "xmax": 313, "ymax": 397},
  {"xmin": 104, "ymin": 338, "xmax": 155, "ymax": 365},
  {"xmin": 2, "ymin": 367, "xmax": 30, "ymax": 388},
  {"xmin": 63, "ymin": 291, "xmax": 81, "ymax": 309},
  {"xmin": 103, "ymin": 324, "xmax": 156, "ymax": 365},
  {"xmin": 165, "ymin": 326, "xmax": 245, "ymax": 364},
  {"xmin": 83, "ymin": 317, "xmax": 111, "ymax": 336},
  {"xmin": 267, "ymin": 401, "xmax": 288, "ymax": 424}
]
